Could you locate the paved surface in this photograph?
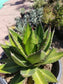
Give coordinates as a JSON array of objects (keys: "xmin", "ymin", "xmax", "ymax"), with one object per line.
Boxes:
[
  {"xmin": 0, "ymin": 0, "xmax": 63, "ymax": 84},
  {"xmin": 0, "ymin": 0, "xmax": 33, "ymax": 53}
]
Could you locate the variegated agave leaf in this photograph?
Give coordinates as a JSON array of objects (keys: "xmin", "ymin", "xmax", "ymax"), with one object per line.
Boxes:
[{"xmin": 0, "ymin": 23, "xmax": 63, "ymax": 84}]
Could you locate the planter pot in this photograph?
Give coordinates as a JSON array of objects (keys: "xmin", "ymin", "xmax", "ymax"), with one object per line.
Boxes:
[
  {"xmin": 53, "ymin": 60, "xmax": 61, "ymax": 84},
  {"xmin": 49, "ymin": 60, "xmax": 62, "ymax": 84},
  {"xmin": 0, "ymin": 77, "xmax": 7, "ymax": 84}
]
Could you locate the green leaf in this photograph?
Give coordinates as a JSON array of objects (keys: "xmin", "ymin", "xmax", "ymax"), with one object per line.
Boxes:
[
  {"xmin": 21, "ymin": 68, "xmax": 35, "ymax": 77},
  {"xmin": 23, "ymin": 23, "xmax": 31, "ymax": 44},
  {"xmin": 9, "ymin": 29, "xmax": 27, "ymax": 58},
  {"xmin": 42, "ymin": 48, "xmax": 63, "ymax": 64},
  {"xmin": 9, "ymin": 35, "xmax": 26, "ymax": 59},
  {"xmin": 9, "ymin": 34, "xmax": 24, "ymax": 57},
  {"xmin": 0, "ymin": 58, "xmax": 10, "ymax": 63},
  {"xmin": 9, "ymin": 34, "xmax": 16, "ymax": 47},
  {"xmin": 27, "ymin": 50, "xmax": 46, "ymax": 64},
  {"xmin": 37, "ymin": 24, "xmax": 44, "ymax": 41},
  {"xmin": 24, "ymin": 24, "xmax": 44, "ymax": 55},
  {"xmin": 11, "ymin": 53, "xmax": 27, "ymax": 67},
  {"xmin": 46, "ymin": 49, "xmax": 51, "ymax": 55},
  {"xmin": 43, "ymin": 29, "xmax": 51, "ymax": 51},
  {"xmin": 0, "ymin": 70, "xmax": 9, "ymax": 74},
  {"xmin": 0, "ymin": 44, "xmax": 12, "ymax": 60},
  {"xmin": 9, "ymin": 46, "xmax": 27, "ymax": 61},
  {"xmin": 25, "ymin": 35, "xmax": 36, "ymax": 55},
  {"xmin": 0, "ymin": 64, "xmax": 9, "ymax": 74},
  {"xmin": 44, "ymin": 29, "xmax": 54, "ymax": 51},
  {"xmin": 31, "ymin": 25, "xmax": 44, "ymax": 45},
  {"xmin": 0, "ymin": 62, "xmax": 20, "ymax": 74},
  {"xmin": 10, "ymin": 73, "xmax": 24, "ymax": 84},
  {"xmin": 41, "ymin": 29, "xmax": 48, "ymax": 50},
  {"xmin": 10, "ymin": 46, "xmax": 22, "ymax": 57},
  {"xmin": 41, "ymin": 69, "xmax": 57, "ymax": 82},
  {"xmin": 5, "ymin": 41, "xmax": 10, "ymax": 45},
  {"xmin": 31, "ymin": 30, "xmax": 39, "ymax": 44},
  {"xmin": 32, "ymin": 68, "xmax": 48, "ymax": 84},
  {"xmin": 43, "ymin": 29, "xmax": 48, "ymax": 40}
]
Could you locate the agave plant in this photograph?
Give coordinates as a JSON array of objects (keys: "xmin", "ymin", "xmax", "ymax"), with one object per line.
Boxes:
[{"xmin": 0, "ymin": 24, "xmax": 63, "ymax": 84}]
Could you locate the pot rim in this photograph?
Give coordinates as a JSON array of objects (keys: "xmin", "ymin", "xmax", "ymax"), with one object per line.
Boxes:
[
  {"xmin": 53, "ymin": 60, "xmax": 62, "ymax": 84},
  {"xmin": 0, "ymin": 76, "xmax": 7, "ymax": 84}
]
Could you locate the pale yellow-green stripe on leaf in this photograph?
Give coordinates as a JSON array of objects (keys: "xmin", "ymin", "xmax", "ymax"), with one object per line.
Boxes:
[
  {"xmin": 40, "ymin": 69, "xmax": 57, "ymax": 82},
  {"xmin": 32, "ymin": 68, "xmax": 48, "ymax": 84}
]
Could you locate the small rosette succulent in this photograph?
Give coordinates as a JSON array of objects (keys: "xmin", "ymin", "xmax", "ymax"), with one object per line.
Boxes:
[{"xmin": 15, "ymin": 7, "xmax": 43, "ymax": 34}]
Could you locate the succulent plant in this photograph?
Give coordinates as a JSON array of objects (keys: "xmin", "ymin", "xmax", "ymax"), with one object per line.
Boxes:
[
  {"xmin": 42, "ymin": 5, "xmax": 55, "ymax": 24},
  {"xmin": 33, "ymin": 0, "xmax": 47, "ymax": 8},
  {"xmin": 0, "ymin": 24, "xmax": 63, "ymax": 84},
  {"xmin": 54, "ymin": 5, "xmax": 63, "ymax": 29},
  {"xmin": 15, "ymin": 7, "xmax": 43, "ymax": 34}
]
